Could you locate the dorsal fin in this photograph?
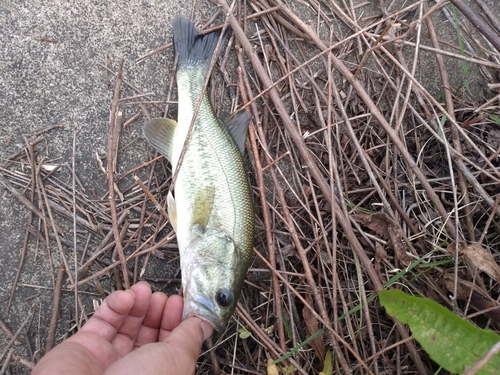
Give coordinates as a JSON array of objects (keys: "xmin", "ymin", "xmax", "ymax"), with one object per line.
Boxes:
[{"xmin": 220, "ymin": 111, "xmax": 251, "ymax": 156}]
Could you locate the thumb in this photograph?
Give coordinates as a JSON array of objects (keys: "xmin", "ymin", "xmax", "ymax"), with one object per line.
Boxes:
[
  {"xmin": 103, "ymin": 317, "xmax": 214, "ymax": 375},
  {"xmin": 165, "ymin": 316, "xmax": 214, "ymax": 352}
]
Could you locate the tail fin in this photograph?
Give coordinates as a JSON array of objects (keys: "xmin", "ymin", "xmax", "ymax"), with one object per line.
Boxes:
[{"xmin": 173, "ymin": 16, "xmax": 230, "ymax": 70}]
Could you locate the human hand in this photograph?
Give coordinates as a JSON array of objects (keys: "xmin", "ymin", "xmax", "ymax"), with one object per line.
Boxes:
[{"xmin": 32, "ymin": 282, "xmax": 214, "ymax": 375}]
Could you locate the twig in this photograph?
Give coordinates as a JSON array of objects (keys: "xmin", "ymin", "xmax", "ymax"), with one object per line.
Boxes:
[
  {"xmin": 0, "ymin": 320, "xmax": 16, "ymax": 342},
  {"xmin": 0, "ymin": 174, "xmax": 45, "ymax": 222},
  {"xmin": 11, "ymin": 355, "xmax": 35, "ymax": 371},
  {"xmin": 106, "ymin": 59, "xmax": 130, "ymax": 289},
  {"xmin": 69, "ymin": 231, "xmax": 175, "ymax": 289},
  {"xmin": 47, "ymin": 200, "xmax": 100, "ymax": 233},
  {"xmin": 449, "ymin": 0, "xmax": 500, "ymax": 53},
  {"xmin": 377, "ymin": 37, "xmax": 500, "ymax": 69},
  {"xmin": 45, "ymin": 264, "xmax": 66, "ymax": 352},
  {"xmin": 253, "ymin": 248, "xmax": 373, "ymax": 373},
  {"xmin": 236, "ymin": 303, "xmax": 307, "ymax": 375},
  {"xmin": 204, "ymin": 337, "xmax": 220, "ymax": 375},
  {"xmin": 133, "ymin": 176, "xmax": 169, "ymax": 220},
  {"xmin": 72, "ymin": 129, "xmax": 80, "ymax": 328},
  {"xmin": 472, "ymin": 0, "xmax": 500, "ymax": 35},
  {"xmin": 218, "ymin": 2, "xmax": 430, "ymax": 372},
  {"xmin": 118, "ymin": 92, "xmax": 155, "ymax": 102},
  {"xmin": 1, "ymin": 136, "xmax": 43, "ymax": 168},
  {"xmin": 463, "ymin": 340, "xmax": 500, "ymax": 375},
  {"xmin": 262, "ymin": 95, "xmax": 354, "ymax": 372},
  {"xmin": 77, "ymin": 213, "xmax": 129, "ymax": 279},
  {"xmin": 135, "ymin": 6, "xmax": 282, "ymax": 64},
  {"xmin": 7, "ymin": 137, "xmax": 37, "ymax": 312},
  {"xmin": 381, "ymin": 52, "xmax": 500, "ymax": 216},
  {"xmin": 133, "ymin": 164, "xmax": 157, "ymax": 284},
  {"xmin": 36, "ymin": 158, "xmax": 74, "ymax": 287},
  {"xmin": 0, "ymin": 308, "xmax": 35, "ymax": 363},
  {"xmin": 423, "ymin": 1, "xmax": 474, "ymax": 309},
  {"xmin": 425, "ymin": 2, "xmax": 475, "ymax": 243},
  {"xmin": 373, "ymin": 2, "xmax": 500, "ymax": 187},
  {"xmin": 237, "ymin": 64, "xmax": 286, "ymax": 352},
  {"xmin": 478, "ymin": 195, "xmax": 500, "ymax": 245},
  {"xmin": 136, "ymin": 42, "xmax": 173, "ymax": 64},
  {"xmin": 0, "ymin": 350, "xmax": 13, "ymax": 375},
  {"xmin": 123, "ymin": 112, "xmax": 141, "ymax": 127}
]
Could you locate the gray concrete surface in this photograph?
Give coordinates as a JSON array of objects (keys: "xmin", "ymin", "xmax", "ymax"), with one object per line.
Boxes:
[
  {"xmin": 0, "ymin": 1, "xmax": 203, "ymax": 372},
  {"xmin": 1, "ymin": 0, "xmax": 499, "ymax": 373}
]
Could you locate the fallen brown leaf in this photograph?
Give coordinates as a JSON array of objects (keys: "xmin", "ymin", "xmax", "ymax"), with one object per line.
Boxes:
[
  {"xmin": 353, "ymin": 212, "xmax": 412, "ymax": 264},
  {"xmin": 374, "ymin": 242, "xmax": 387, "ymax": 277},
  {"xmin": 304, "ymin": 294, "xmax": 325, "ymax": 369},
  {"xmin": 455, "ymin": 242, "xmax": 500, "ymax": 282}
]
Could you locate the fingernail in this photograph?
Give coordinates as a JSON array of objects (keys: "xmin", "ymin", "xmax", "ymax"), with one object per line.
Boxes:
[
  {"xmin": 200, "ymin": 321, "xmax": 214, "ymax": 341},
  {"xmin": 125, "ymin": 289, "xmax": 136, "ymax": 298}
]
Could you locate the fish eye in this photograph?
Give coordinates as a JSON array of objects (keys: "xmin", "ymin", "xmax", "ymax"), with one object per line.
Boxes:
[{"xmin": 216, "ymin": 289, "xmax": 234, "ymax": 307}]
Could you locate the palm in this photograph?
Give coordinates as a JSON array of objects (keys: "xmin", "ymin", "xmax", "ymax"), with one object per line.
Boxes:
[
  {"xmin": 32, "ymin": 282, "xmax": 211, "ymax": 375},
  {"xmin": 66, "ymin": 283, "xmax": 182, "ymax": 369}
]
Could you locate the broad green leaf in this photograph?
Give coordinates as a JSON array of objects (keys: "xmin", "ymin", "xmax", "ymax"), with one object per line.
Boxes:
[{"xmin": 380, "ymin": 289, "xmax": 500, "ymax": 374}]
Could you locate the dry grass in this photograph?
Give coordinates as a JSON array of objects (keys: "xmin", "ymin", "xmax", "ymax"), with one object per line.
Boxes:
[{"xmin": 2, "ymin": 0, "xmax": 500, "ymax": 373}]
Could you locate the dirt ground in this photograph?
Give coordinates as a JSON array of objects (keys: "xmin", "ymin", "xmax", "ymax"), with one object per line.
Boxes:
[{"xmin": 1, "ymin": 0, "xmax": 500, "ymax": 374}]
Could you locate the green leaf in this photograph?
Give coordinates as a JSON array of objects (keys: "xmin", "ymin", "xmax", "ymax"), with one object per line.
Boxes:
[
  {"xmin": 488, "ymin": 113, "xmax": 500, "ymax": 125},
  {"xmin": 438, "ymin": 114, "xmax": 446, "ymax": 138},
  {"xmin": 263, "ymin": 325, "xmax": 274, "ymax": 335},
  {"xmin": 319, "ymin": 351, "xmax": 333, "ymax": 375},
  {"xmin": 237, "ymin": 327, "xmax": 252, "ymax": 339},
  {"xmin": 273, "ymin": 251, "xmax": 440, "ymax": 365},
  {"xmin": 451, "ymin": 5, "xmax": 471, "ymax": 95},
  {"xmin": 380, "ymin": 289, "xmax": 500, "ymax": 374},
  {"xmin": 282, "ymin": 312, "xmax": 293, "ymax": 340}
]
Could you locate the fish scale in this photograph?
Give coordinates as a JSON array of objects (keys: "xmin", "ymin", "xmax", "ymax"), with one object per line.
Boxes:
[{"xmin": 176, "ymin": 67, "xmax": 252, "ymax": 250}]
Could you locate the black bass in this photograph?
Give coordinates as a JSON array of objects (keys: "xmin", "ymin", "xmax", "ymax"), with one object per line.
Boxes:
[{"xmin": 143, "ymin": 16, "xmax": 254, "ymax": 332}]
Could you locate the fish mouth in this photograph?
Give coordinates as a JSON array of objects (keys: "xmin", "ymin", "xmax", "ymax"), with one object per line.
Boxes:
[{"xmin": 183, "ymin": 294, "xmax": 226, "ymax": 333}]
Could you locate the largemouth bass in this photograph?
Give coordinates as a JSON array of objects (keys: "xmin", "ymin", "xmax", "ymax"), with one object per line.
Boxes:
[{"xmin": 143, "ymin": 16, "xmax": 254, "ymax": 332}]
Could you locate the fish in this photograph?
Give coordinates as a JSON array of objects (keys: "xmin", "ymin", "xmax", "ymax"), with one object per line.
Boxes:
[{"xmin": 143, "ymin": 16, "xmax": 254, "ymax": 332}]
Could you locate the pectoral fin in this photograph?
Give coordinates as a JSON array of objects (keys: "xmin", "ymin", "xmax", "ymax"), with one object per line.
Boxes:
[
  {"xmin": 143, "ymin": 118, "xmax": 178, "ymax": 163},
  {"xmin": 167, "ymin": 191, "xmax": 178, "ymax": 232},
  {"xmin": 220, "ymin": 111, "xmax": 251, "ymax": 156}
]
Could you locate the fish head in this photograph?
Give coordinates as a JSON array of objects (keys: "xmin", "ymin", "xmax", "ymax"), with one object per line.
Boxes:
[{"xmin": 181, "ymin": 225, "xmax": 241, "ymax": 333}]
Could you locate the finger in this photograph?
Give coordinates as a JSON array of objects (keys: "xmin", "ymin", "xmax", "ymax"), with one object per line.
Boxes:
[
  {"xmin": 103, "ymin": 317, "xmax": 213, "ymax": 375},
  {"xmin": 110, "ymin": 282, "xmax": 152, "ymax": 355},
  {"xmin": 134, "ymin": 292, "xmax": 168, "ymax": 347},
  {"xmin": 127, "ymin": 281, "xmax": 153, "ymax": 318},
  {"xmin": 143, "ymin": 292, "xmax": 169, "ymax": 329},
  {"xmin": 76, "ymin": 289, "xmax": 136, "ymax": 342},
  {"xmin": 158, "ymin": 294, "xmax": 183, "ymax": 341}
]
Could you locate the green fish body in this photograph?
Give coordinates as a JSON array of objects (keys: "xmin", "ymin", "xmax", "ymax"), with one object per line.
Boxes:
[{"xmin": 143, "ymin": 16, "xmax": 254, "ymax": 332}]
